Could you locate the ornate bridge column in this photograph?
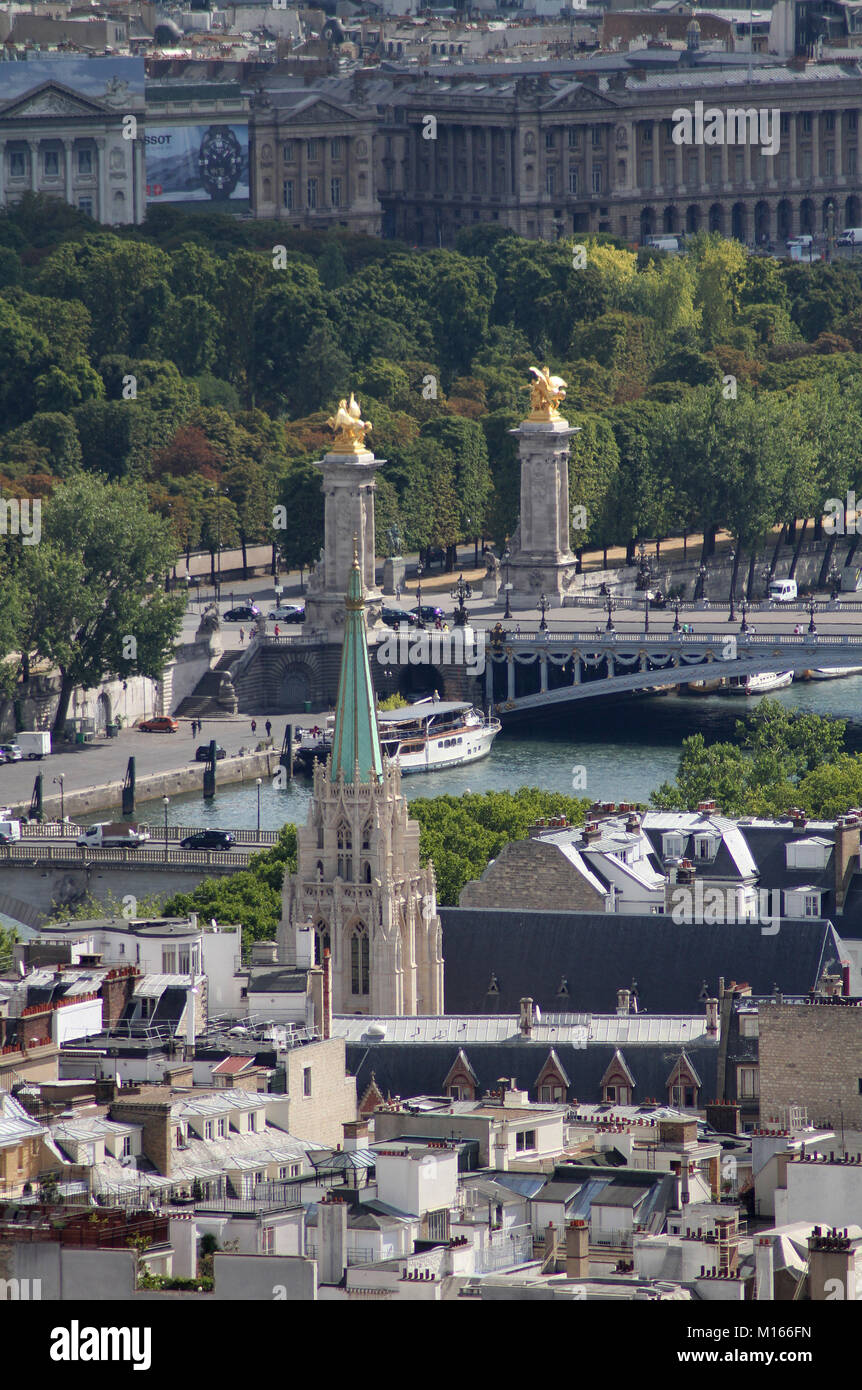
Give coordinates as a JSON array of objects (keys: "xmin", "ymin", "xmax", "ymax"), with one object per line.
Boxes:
[
  {"xmin": 303, "ymin": 392, "xmax": 383, "ymax": 638},
  {"xmin": 507, "ymin": 367, "xmax": 580, "ymax": 609}
]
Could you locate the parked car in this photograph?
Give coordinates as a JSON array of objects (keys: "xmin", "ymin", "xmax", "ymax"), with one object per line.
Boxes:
[
  {"xmin": 410, "ymin": 604, "xmax": 446, "ymax": 624},
  {"xmin": 0, "ymin": 750, "xmax": 7, "ymax": 765},
  {"xmin": 195, "ymin": 744, "xmax": 227, "ymax": 761},
  {"xmin": 180, "ymin": 829, "xmax": 235, "ymax": 850},
  {"xmin": 268, "ymin": 605, "xmax": 305, "ymax": 623},
  {"xmin": 224, "ymin": 605, "xmax": 260, "ymax": 622},
  {"xmin": 0, "ymin": 819, "xmax": 21, "ymax": 843},
  {"xmin": 139, "ymin": 717, "xmax": 179, "ymax": 733},
  {"xmin": 0, "ymin": 744, "xmax": 22, "ymax": 762},
  {"xmin": 381, "ymin": 606, "xmax": 418, "ymax": 628}
]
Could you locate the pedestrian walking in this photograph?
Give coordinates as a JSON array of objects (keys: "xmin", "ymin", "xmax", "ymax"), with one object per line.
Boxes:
[
  {"xmin": 191, "ymin": 719, "xmax": 197, "ymax": 738},
  {"xmin": 265, "ymin": 719, "xmax": 272, "ymax": 739},
  {"xmin": 274, "ymin": 623, "xmax": 280, "ymax": 638},
  {"xmin": 239, "ymin": 627, "xmax": 245, "ymax": 644},
  {"xmin": 395, "ymin": 583, "xmax": 402, "ymax": 601},
  {"xmin": 251, "ymin": 720, "xmax": 257, "ymax": 735}
]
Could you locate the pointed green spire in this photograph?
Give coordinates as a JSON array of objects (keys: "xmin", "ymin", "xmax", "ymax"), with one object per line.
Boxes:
[{"xmin": 330, "ymin": 539, "xmax": 383, "ymax": 784}]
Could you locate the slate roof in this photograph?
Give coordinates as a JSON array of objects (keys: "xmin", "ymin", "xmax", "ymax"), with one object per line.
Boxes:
[
  {"xmin": 345, "ymin": 1037, "xmax": 720, "ymax": 1111},
  {"xmin": 439, "ymin": 908, "xmax": 844, "ymax": 1015}
]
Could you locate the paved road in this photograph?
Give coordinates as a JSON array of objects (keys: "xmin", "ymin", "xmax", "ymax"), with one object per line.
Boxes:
[{"xmin": 0, "ymin": 717, "xmax": 318, "ymax": 809}]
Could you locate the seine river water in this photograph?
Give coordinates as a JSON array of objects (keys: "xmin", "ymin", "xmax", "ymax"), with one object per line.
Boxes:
[{"xmin": 132, "ymin": 677, "xmax": 862, "ymax": 834}]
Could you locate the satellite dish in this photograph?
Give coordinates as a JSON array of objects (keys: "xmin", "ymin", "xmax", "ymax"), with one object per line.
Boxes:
[{"xmin": 119, "ymin": 1153, "xmax": 136, "ymax": 1168}]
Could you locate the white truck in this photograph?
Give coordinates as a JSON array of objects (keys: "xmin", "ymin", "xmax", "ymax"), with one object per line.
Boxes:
[
  {"xmin": 17, "ymin": 732, "xmax": 51, "ymax": 760},
  {"xmin": 76, "ymin": 822, "xmax": 151, "ymax": 849},
  {"xmin": 0, "ymin": 819, "xmax": 21, "ymax": 844}
]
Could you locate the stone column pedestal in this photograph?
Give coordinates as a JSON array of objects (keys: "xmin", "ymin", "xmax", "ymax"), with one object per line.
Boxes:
[
  {"xmin": 382, "ymin": 556, "xmax": 406, "ymax": 597},
  {"xmin": 303, "ymin": 446, "xmax": 383, "ymax": 638},
  {"xmin": 507, "ymin": 416, "xmax": 580, "ymax": 609}
]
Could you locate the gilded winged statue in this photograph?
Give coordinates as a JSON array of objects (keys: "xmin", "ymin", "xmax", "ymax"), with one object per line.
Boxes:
[
  {"xmin": 527, "ymin": 365, "xmax": 567, "ymax": 421},
  {"xmin": 327, "ymin": 392, "xmax": 373, "ymax": 453}
]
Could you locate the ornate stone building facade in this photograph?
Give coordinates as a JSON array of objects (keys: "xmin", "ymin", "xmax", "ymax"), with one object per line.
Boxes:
[
  {"xmin": 379, "ymin": 60, "xmax": 862, "ymax": 247},
  {"xmin": 250, "ymin": 86, "xmax": 381, "ymax": 234},
  {"xmin": 279, "ymin": 555, "xmax": 444, "ymax": 1017},
  {"xmin": 251, "ymin": 57, "xmax": 862, "ymax": 246},
  {"xmin": 0, "ymin": 78, "xmax": 146, "ymax": 225}
]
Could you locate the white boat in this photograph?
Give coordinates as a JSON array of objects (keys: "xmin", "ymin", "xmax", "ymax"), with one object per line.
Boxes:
[
  {"xmin": 724, "ymin": 671, "xmax": 794, "ymax": 695},
  {"xmin": 378, "ymin": 699, "xmax": 501, "ymax": 773},
  {"xmin": 804, "ymin": 666, "xmax": 862, "ymax": 680}
]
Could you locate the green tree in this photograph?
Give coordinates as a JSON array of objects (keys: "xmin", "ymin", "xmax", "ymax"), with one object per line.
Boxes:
[{"xmin": 19, "ymin": 475, "xmax": 184, "ymax": 734}]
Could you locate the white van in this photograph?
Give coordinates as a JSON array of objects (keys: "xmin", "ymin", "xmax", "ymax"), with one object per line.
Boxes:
[
  {"xmin": 768, "ymin": 578, "xmax": 798, "ymax": 603},
  {"xmin": 0, "ymin": 819, "xmax": 22, "ymax": 844},
  {"xmin": 838, "ymin": 228, "xmax": 862, "ymax": 246},
  {"xmin": 644, "ymin": 234, "xmax": 682, "ymax": 255}
]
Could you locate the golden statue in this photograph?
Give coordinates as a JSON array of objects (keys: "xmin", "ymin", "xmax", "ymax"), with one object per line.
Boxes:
[
  {"xmin": 327, "ymin": 392, "xmax": 373, "ymax": 454},
  {"xmin": 527, "ymin": 365, "xmax": 567, "ymax": 422}
]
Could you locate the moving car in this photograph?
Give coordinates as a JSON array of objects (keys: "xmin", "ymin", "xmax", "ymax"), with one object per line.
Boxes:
[
  {"xmin": 224, "ymin": 605, "xmax": 260, "ymax": 622},
  {"xmin": 139, "ymin": 717, "xmax": 179, "ymax": 733},
  {"xmin": 410, "ymin": 604, "xmax": 446, "ymax": 624},
  {"xmin": 838, "ymin": 227, "xmax": 862, "ymax": 246},
  {"xmin": 268, "ymin": 605, "xmax": 305, "ymax": 622},
  {"xmin": 0, "ymin": 744, "xmax": 22, "ymax": 762},
  {"xmin": 180, "ymin": 829, "xmax": 236, "ymax": 850},
  {"xmin": 195, "ymin": 744, "xmax": 227, "ymax": 761},
  {"xmin": 381, "ymin": 606, "xmax": 418, "ymax": 628}
]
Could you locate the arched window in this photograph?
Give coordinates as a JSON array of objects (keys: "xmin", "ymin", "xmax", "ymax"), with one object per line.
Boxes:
[
  {"xmin": 363, "ymin": 862, "xmax": 372, "ymax": 884},
  {"xmin": 317, "ymin": 821, "xmax": 324, "ymax": 849},
  {"xmin": 350, "ymin": 922, "xmax": 369, "ymax": 996},
  {"xmin": 313, "ymin": 920, "xmax": 331, "ymax": 965},
  {"xmin": 361, "ymin": 821, "xmax": 371, "ymax": 851},
  {"xmin": 337, "ymin": 822, "xmax": 352, "ymax": 880}
]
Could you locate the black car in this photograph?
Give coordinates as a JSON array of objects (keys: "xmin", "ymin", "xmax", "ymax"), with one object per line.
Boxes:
[
  {"xmin": 381, "ymin": 606, "xmax": 418, "ymax": 628},
  {"xmin": 224, "ymin": 605, "xmax": 260, "ymax": 622},
  {"xmin": 195, "ymin": 745, "xmax": 227, "ymax": 761},
  {"xmin": 180, "ymin": 829, "xmax": 236, "ymax": 850}
]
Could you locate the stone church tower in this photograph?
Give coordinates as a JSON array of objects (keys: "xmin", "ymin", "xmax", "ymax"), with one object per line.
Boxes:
[{"xmin": 279, "ymin": 550, "xmax": 444, "ymax": 1016}]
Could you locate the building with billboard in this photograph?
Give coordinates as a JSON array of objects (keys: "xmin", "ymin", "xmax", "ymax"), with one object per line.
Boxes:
[
  {"xmin": 0, "ymin": 57, "xmax": 146, "ymax": 226},
  {"xmin": 145, "ymin": 82, "xmax": 251, "ymax": 210}
]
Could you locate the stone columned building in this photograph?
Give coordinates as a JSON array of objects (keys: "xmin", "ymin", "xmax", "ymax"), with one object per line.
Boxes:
[{"xmin": 279, "ymin": 551, "xmax": 444, "ymax": 1016}]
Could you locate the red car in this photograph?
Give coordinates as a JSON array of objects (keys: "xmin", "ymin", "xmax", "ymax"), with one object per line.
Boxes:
[{"xmin": 138, "ymin": 717, "xmax": 179, "ymax": 733}]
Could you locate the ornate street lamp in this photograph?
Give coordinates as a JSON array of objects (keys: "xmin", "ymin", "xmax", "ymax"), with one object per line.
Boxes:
[
  {"xmin": 739, "ymin": 599, "xmax": 749, "ymax": 632},
  {"xmin": 537, "ymin": 593, "xmax": 550, "ymax": 632},
  {"xmin": 828, "ymin": 563, "xmax": 842, "ymax": 600},
  {"xmin": 672, "ymin": 602, "xmax": 681, "ymax": 633},
  {"xmin": 415, "ymin": 560, "xmax": 425, "ymax": 629},
  {"xmin": 53, "ymin": 773, "xmax": 65, "ymax": 823},
  {"xmin": 807, "ymin": 597, "xmax": 818, "ymax": 634},
  {"xmin": 697, "ymin": 563, "xmax": 709, "ymax": 602},
  {"xmin": 256, "ymin": 777, "xmax": 262, "ymax": 836},
  {"xmin": 503, "ymin": 538, "xmax": 512, "ymax": 621},
  {"xmin": 605, "ymin": 595, "xmax": 616, "ymax": 632},
  {"xmin": 727, "ymin": 549, "xmax": 736, "ymax": 622},
  {"xmin": 163, "ymin": 796, "xmax": 170, "ymax": 862},
  {"xmin": 450, "ymin": 572, "xmax": 473, "ymax": 627}
]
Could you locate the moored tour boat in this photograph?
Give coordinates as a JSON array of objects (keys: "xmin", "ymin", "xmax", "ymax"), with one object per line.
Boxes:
[{"xmin": 724, "ymin": 671, "xmax": 794, "ymax": 695}]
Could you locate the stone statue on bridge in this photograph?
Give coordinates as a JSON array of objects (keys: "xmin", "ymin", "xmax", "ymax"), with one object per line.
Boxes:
[
  {"xmin": 527, "ymin": 365, "xmax": 567, "ymax": 423},
  {"xmin": 327, "ymin": 393, "xmax": 372, "ymax": 454}
]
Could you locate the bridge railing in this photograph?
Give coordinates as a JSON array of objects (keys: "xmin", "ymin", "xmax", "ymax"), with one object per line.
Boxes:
[
  {"xmin": 480, "ymin": 628, "xmax": 858, "ymax": 646},
  {"xmin": 16, "ymin": 822, "xmax": 277, "ymax": 846},
  {"xmin": 0, "ymin": 844, "xmax": 255, "ymax": 868}
]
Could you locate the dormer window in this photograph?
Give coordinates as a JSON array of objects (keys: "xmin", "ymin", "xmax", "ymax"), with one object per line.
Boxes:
[
  {"xmin": 783, "ymin": 887, "xmax": 822, "ymax": 918},
  {"xmin": 662, "ymin": 833, "xmax": 685, "ymax": 859},
  {"xmin": 785, "ymin": 838, "xmax": 831, "ymax": 870},
  {"xmin": 693, "ymin": 835, "xmax": 717, "ymax": 861}
]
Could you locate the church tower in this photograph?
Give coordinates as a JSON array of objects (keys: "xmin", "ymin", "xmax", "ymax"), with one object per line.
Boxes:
[{"xmin": 279, "ymin": 548, "xmax": 444, "ymax": 1016}]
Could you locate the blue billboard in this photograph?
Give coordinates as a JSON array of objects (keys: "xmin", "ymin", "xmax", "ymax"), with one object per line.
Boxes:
[{"xmin": 144, "ymin": 124, "xmax": 249, "ymax": 204}]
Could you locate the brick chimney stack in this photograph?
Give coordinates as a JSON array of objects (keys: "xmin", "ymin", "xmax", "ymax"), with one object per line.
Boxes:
[
  {"xmin": 566, "ymin": 1220, "xmax": 589, "ymax": 1281},
  {"xmin": 834, "ymin": 814, "xmax": 861, "ymax": 913},
  {"xmin": 519, "ymin": 998, "xmax": 534, "ymax": 1037}
]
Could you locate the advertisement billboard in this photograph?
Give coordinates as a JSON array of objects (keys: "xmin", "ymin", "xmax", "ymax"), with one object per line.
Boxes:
[{"xmin": 144, "ymin": 124, "xmax": 249, "ymax": 204}]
